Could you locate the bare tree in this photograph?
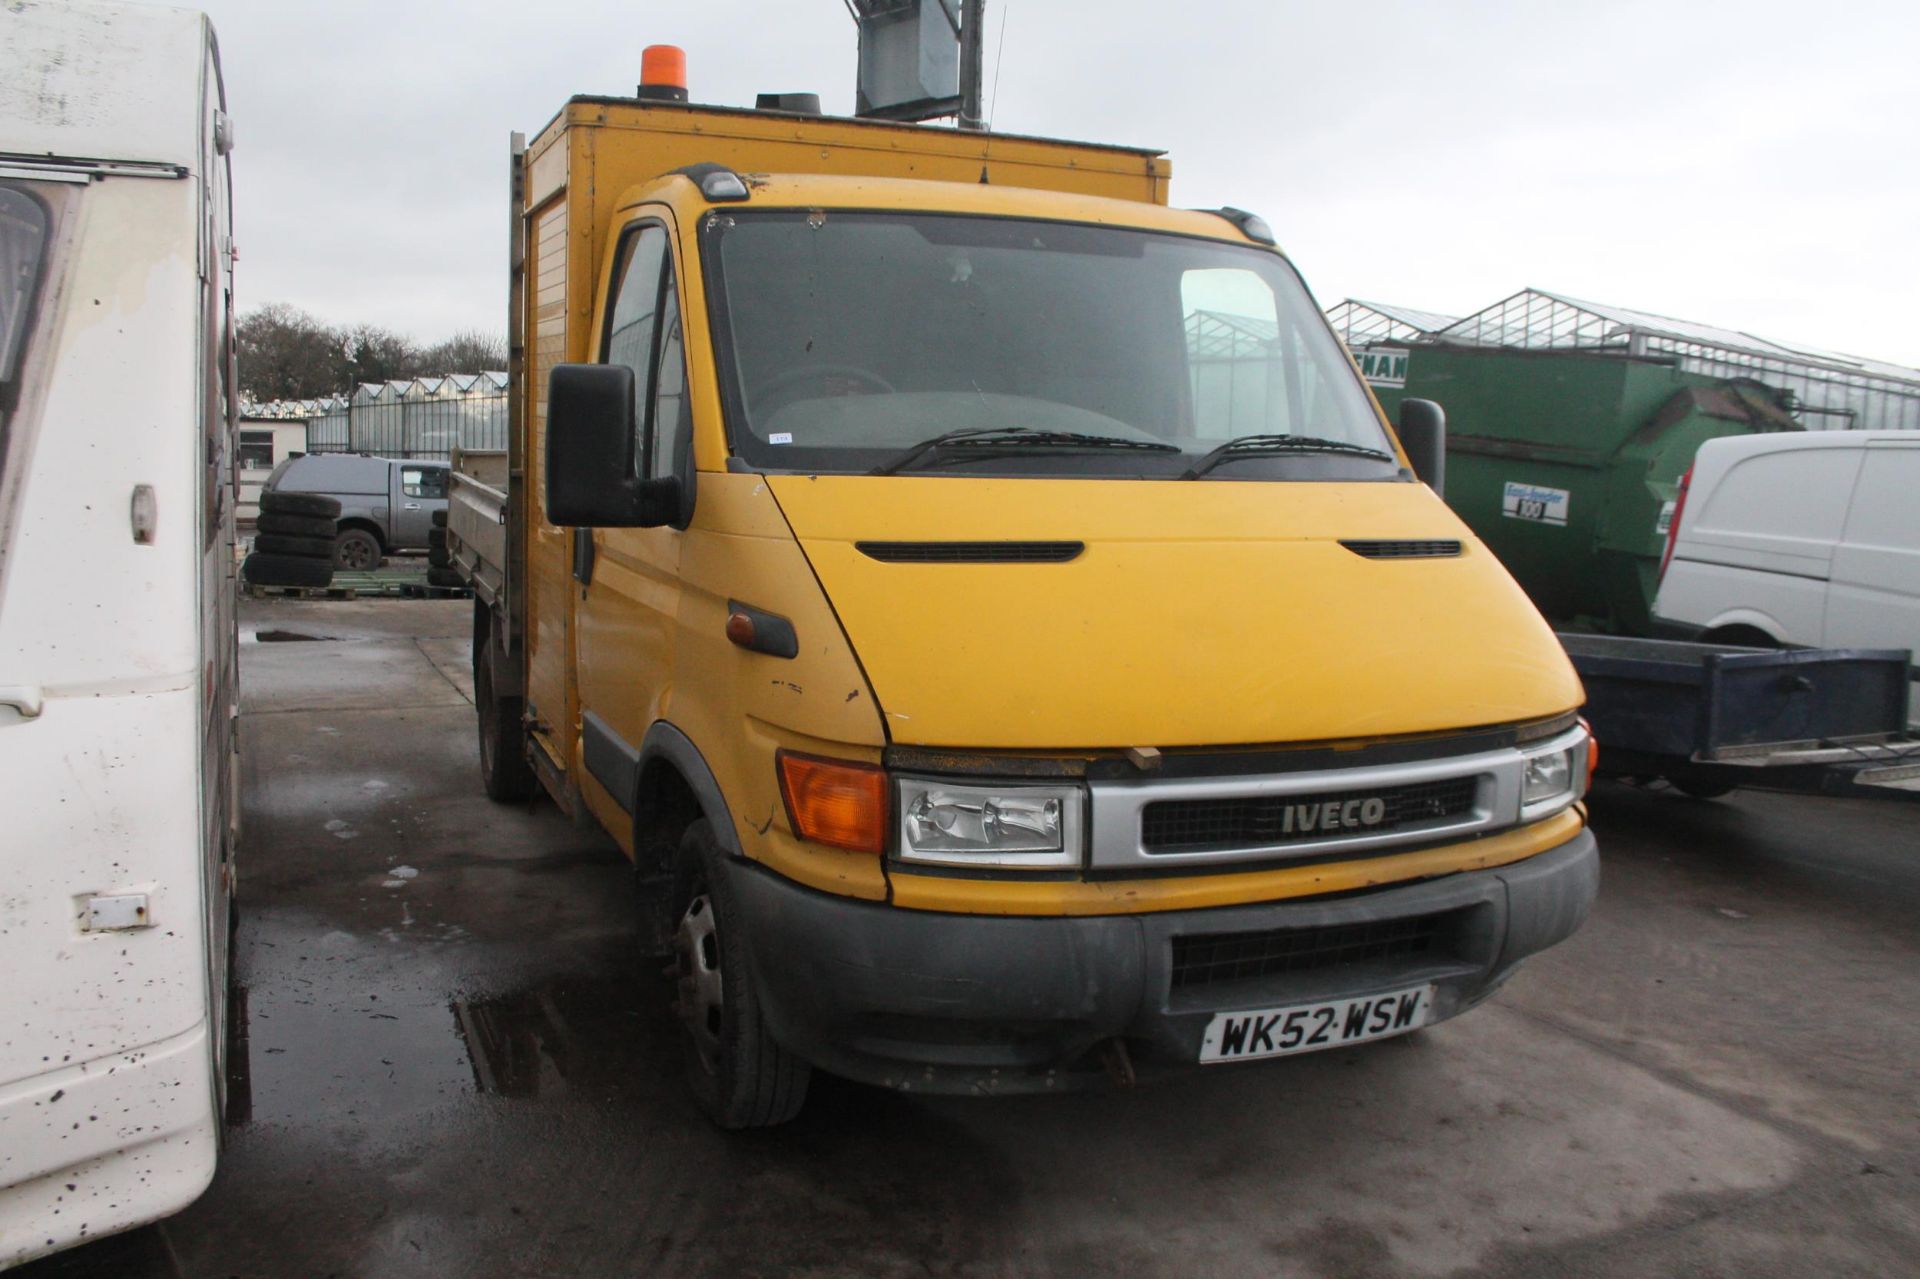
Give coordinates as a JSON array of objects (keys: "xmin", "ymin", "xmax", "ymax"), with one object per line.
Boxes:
[
  {"xmin": 422, "ymin": 328, "xmax": 506, "ymax": 375},
  {"xmin": 235, "ymin": 303, "xmax": 349, "ymax": 401},
  {"xmin": 237, "ymin": 306, "xmax": 507, "ymax": 402}
]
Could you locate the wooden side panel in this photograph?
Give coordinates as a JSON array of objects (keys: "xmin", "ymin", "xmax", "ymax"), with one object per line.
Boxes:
[{"xmin": 523, "ymin": 191, "xmax": 574, "ymax": 770}]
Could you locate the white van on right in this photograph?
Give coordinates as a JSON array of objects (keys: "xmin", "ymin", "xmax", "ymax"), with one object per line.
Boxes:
[{"xmin": 1655, "ymin": 431, "xmax": 1920, "ymax": 661}]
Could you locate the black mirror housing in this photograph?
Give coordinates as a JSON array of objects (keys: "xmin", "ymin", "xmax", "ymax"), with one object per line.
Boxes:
[
  {"xmin": 1397, "ymin": 398, "xmax": 1447, "ymax": 497},
  {"xmin": 545, "ymin": 363, "xmax": 681, "ymax": 527}
]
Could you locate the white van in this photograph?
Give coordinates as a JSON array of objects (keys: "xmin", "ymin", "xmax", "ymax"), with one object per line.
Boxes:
[
  {"xmin": 0, "ymin": 1, "xmax": 237, "ymax": 1265},
  {"xmin": 1655, "ymin": 432, "xmax": 1920, "ymax": 661}
]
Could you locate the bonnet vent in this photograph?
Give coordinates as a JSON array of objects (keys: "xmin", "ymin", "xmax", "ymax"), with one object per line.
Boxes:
[
  {"xmin": 856, "ymin": 541, "xmax": 1085, "ymax": 564},
  {"xmin": 1339, "ymin": 540, "xmax": 1463, "ymax": 560}
]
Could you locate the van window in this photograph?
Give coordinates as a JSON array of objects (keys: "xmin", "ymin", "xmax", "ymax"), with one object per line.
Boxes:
[
  {"xmin": 650, "ymin": 265, "xmax": 688, "ymax": 480},
  {"xmin": 1, "ymin": 185, "xmax": 51, "ymax": 405},
  {"xmin": 401, "ymin": 466, "xmax": 448, "ymax": 499},
  {"xmin": 1697, "ymin": 447, "xmax": 1860, "ymax": 544},
  {"xmin": 604, "ymin": 224, "xmax": 669, "ymax": 474},
  {"xmin": 1841, "ymin": 448, "xmax": 1920, "ymax": 551},
  {"xmin": 704, "ymin": 212, "xmax": 1394, "ymax": 480}
]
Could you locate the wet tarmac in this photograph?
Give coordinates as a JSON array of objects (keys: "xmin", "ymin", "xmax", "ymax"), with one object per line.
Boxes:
[{"xmin": 17, "ymin": 598, "xmax": 1920, "ymax": 1277}]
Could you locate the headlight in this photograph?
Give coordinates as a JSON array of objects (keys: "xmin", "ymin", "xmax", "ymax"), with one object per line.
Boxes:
[
  {"xmin": 1519, "ymin": 729, "xmax": 1590, "ymax": 821},
  {"xmin": 896, "ymin": 776, "xmax": 1085, "ymax": 869}
]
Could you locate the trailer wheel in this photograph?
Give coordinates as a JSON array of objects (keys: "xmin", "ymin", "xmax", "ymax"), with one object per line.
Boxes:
[
  {"xmin": 332, "ymin": 527, "xmax": 382, "ymax": 571},
  {"xmin": 673, "ymin": 819, "xmax": 811, "ymax": 1129},
  {"xmin": 473, "ymin": 617, "xmax": 536, "ymax": 803}
]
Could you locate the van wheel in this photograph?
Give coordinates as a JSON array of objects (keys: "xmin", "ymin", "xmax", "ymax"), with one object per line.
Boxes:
[
  {"xmin": 473, "ymin": 620, "xmax": 536, "ymax": 803},
  {"xmin": 332, "ymin": 528, "xmax": 382, "ymax": 571},
  {"xmin": 673, "ymin": 820, "xmax": 810, "ymax": 1129}
]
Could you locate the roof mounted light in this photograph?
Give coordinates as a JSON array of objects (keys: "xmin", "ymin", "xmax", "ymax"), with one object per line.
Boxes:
[
  {"xmin": 668, "ymin": 162, "xmax": 750, "ymax": 203},
  {"xmin": 1211, "ymin": 206, "xmax": 1276, "ymax": 245},
  {"xmin": 638, "ymin": 44, "xmax": 689, "ymax": 102},
  {"xmin": 701, "ymin": 170, "xmax": 749, "ymax": 201}
]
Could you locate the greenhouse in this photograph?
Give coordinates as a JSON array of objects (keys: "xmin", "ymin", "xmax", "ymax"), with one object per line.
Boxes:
[
  {"xmin": 240, "ymin": 371, "xmax": 508, "ymax": 461},
  {"xmin": 1412, "ymin": 289, "xmax": 1920, "ymax": 432}
]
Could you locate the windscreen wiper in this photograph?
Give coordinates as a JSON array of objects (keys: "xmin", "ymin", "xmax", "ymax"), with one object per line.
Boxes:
[
  {"xmin": 870, "ymin": 427, "xmax": 1180, "ymax": 476},
  {"xmin": 1179, "ymin": 434, "xmax": 1395, "ymax": 480}
]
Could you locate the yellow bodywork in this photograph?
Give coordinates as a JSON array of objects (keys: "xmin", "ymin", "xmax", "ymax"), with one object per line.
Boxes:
[{"xmin": 514, "ymin": 99, "xmax": 1587, "ymax": 920}]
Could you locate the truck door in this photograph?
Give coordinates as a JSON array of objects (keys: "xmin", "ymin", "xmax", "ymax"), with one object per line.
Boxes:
[
  {"xmin": 393, "ymin": 463, "xmax": 442, "ymax": 549},
  {"xmin": 573, "ymin": 218, "xmax": 689, "ymax": 817}
]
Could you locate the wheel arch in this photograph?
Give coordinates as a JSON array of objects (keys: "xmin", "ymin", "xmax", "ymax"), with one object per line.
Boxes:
[
  {"xmin": 334, "ymin": 516, "xmax": 387, "ymax": 552},
  {"xmin": 636, "ymin": 722, "xmax": 744, "ymax": 870}
]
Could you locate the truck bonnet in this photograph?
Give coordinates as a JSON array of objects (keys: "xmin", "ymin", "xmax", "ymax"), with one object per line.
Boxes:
[{"xmin": 766, "ymin": 474, "xmax": 1583, "ymax": 750}]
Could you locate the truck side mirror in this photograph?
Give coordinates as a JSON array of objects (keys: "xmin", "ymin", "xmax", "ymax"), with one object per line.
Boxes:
[
  {"xmin": 1397, "ymin": 398, "xmax": 1446, "ymax": 497},
  {"xmin": 545, "ymin": 363, "xmax": 681, "ymax": 527}
]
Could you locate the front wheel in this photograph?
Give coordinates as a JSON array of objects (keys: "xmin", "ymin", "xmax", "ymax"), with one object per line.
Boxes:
[{"xmin": 674, "ymin": 819, "xmax": 811, "ymax": 1129}]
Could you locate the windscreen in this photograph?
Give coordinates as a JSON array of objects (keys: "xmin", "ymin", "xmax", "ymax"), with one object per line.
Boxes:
[{"xmin": 703, "ymin": 211, "xmax": 1398, "ymax": 480}]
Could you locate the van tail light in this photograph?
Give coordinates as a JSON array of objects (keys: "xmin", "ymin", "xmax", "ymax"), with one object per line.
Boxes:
[
  {"xmin": 1659, "ymin": 464, "xmax": 1693, "ymax": 582},
  {"xmin": 777, "ymin": 751, "xmax": 888, "ymax": 853}
]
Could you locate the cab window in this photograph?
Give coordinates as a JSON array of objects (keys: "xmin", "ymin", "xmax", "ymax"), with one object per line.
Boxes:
[
  {"xmin": 604, "ymin": 221, "xmax": 690, "ymax": 479},
  {"xmin": 401, "ymin": 466, "xmax": 447, "ymax": 499}
]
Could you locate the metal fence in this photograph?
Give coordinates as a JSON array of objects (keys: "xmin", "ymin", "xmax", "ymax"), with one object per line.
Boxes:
[{"xmin": 243, "ymin": 373, "xmax": 509, "ymax": 463}]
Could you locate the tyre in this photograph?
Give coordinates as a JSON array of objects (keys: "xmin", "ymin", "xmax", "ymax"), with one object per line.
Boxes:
[
  {"xmin": 428, "ymin": 527, "xmax": 448, "ymax": 551},
  {"xmin": 473, "ymin": 612, "xmax": 537, "ymax": 803},
  {"xmin": 427, "ymin": 566, "xmax": 465, "ymax": 589},
  {"xmin": 259, "ymin": 490, "xmax": 342, "ymax": 520},
  {"xmin": 428, "ymin": 547, "xmax": 452, "ymax": 569},
  {"xmin": 673, "ymin": 819, "xmax": 811, "ymax": 1129},
  {"xmin": 244, "ymin": 552, "xmax": 333, "ymax": 589},
  {"xmin": 331, "ymin": 527, "xmax": 382, "ymax": 571},
  {"xmin": 253, "ymin": 532, "xmax": 335, "ymax": 559},
  {"xmin": 431, "ymin": 508, "xmax": 448, "ymax": 528},
  {"xmin": 257, "ymin": 511, "xmax": 337, "ymax": 539}
]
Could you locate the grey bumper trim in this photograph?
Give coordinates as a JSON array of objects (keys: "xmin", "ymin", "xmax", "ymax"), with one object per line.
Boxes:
[{"xmin": 726, "ymin": 827, "xmax": 1599, "ymax": 1095}]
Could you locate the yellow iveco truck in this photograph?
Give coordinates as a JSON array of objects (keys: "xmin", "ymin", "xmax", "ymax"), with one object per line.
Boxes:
[{"xmin": 448, "ymin": 51, "xmax": 1598, "ymax": 1127}]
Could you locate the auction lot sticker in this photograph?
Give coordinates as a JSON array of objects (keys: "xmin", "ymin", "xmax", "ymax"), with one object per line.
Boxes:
[
  {"xmin": 1502, "ymin": 481, "xmax": 1570, "ymax": 526},
  {"xmin": 1199, "ymin": 984, "xmax": 1434, "ymax": 1063}
]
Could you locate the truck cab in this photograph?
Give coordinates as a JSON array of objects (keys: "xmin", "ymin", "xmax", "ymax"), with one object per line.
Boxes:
[{"xmin": 452, "ymin": 80, "xmax": 1598, "ymax": 1127}]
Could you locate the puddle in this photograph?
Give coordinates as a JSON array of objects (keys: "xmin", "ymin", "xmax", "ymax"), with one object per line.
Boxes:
[
  {"xmin": 248, "ymin": 629, "xmax": 337, "ymax": 643},
  {"xmin": 452, "ymin": 978, "xmax": 645, "ymax": 1099}
]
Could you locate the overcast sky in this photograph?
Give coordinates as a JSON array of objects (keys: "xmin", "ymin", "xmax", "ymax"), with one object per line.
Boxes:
[{"xmin": 204, "ymin": 0, "xmax": 1920, "ymax": 365}]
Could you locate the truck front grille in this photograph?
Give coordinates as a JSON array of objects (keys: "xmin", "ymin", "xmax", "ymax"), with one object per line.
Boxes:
[
  {"xmin": 1171, "ymin": 916, "xmax": 1445, "ymax": 991},
  {"xmin": 1141, "ymin": 776, "xmax": 1480, "ymax": 853}
]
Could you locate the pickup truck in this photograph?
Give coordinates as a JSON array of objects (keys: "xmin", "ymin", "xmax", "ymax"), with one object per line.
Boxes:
[
  {"xmin": 263, "ymin": 452, "xmax": 449, "ymax": 568},
  {"xmin": 449, "ymin": 49, "xmax": 1598, "ymax": 1128}
]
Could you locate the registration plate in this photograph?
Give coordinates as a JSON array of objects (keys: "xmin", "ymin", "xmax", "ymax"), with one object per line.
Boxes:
[{"xmin": 1198, "ymin": 985, "xmax": 1433, "ymax": 1064}]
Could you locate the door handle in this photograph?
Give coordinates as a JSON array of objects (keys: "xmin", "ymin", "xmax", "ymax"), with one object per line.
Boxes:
[
  {"xmin": 402, "ymin": 502, "xmax": 422, "ymax": 510},
  {"xmin": 0, "ymin": 685, "xmax": 45, "ymax": 719}
]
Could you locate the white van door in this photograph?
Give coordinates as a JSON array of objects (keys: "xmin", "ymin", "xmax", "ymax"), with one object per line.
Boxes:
[{"xmin": 1824, "ymin": 440, "xmax": 1920, "ymax": 661}]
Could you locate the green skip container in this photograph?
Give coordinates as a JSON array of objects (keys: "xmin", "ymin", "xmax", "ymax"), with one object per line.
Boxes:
[{"xmin": 1319, "ymin": 292, "xmax": 1920, "ymax": 634}]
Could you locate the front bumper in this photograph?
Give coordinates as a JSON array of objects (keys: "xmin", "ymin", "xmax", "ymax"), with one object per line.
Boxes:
[{"xmin": 729, "ymin": 828, "xmax": 1598, "ymax": 1094}]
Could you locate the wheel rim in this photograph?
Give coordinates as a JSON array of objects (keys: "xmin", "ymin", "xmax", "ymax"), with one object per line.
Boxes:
[
  {"xmin": 676, "ymin": 893, "xmax": 724, "ymax": 1075},
  {"xmin": 339, "ymin": 537, "xmax": 374, "ymax": 569}
]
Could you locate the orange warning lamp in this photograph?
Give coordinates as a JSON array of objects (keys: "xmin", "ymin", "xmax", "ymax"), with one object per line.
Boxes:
[{"xmin": 639, "ymin": 45, "xmax": 689, "ymax": 102}]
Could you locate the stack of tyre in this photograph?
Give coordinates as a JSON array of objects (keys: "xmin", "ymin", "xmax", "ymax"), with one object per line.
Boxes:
[
  {"xmin": 426, "ymin": 510, "xmax": 463, "ymax": 590},
  {"xmin": 246, "ymin": 491, "xmax": 341, "ymax": 589}
]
